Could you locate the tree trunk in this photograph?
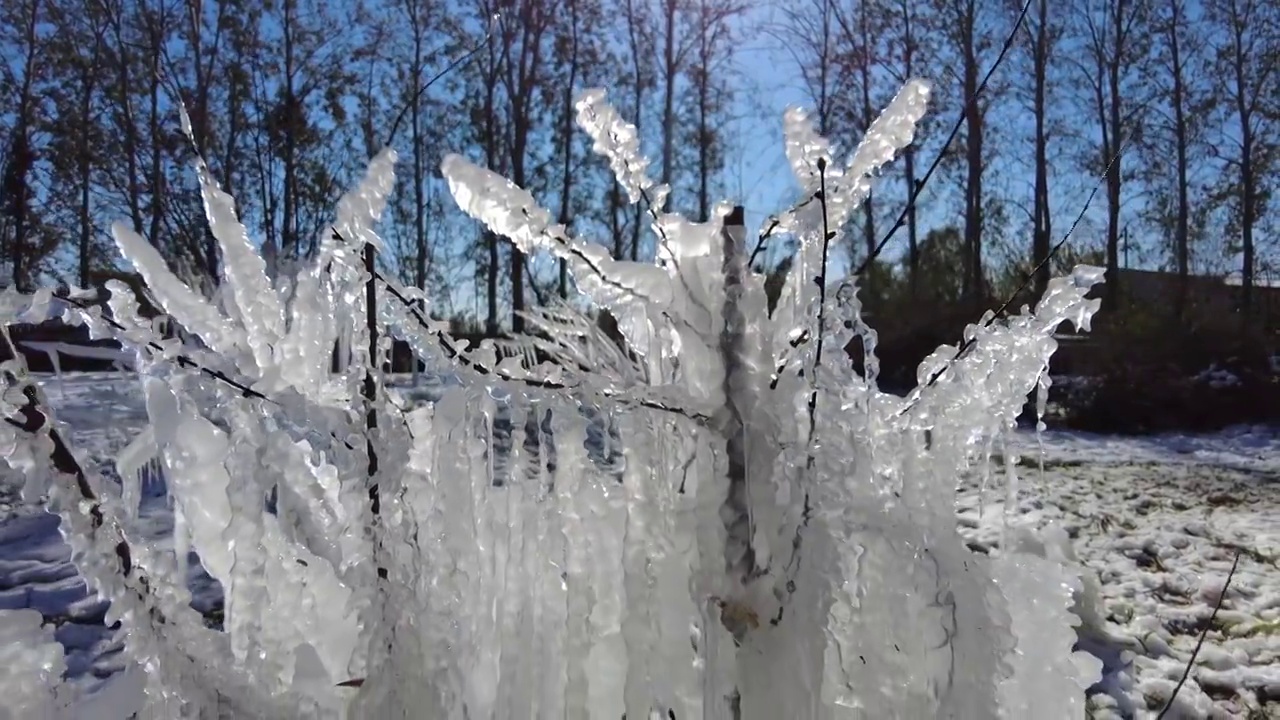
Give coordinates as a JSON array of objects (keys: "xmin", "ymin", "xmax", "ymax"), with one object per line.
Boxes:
[
  {"xmin": 1236, "ymin": 89, "xmax": 1255, "ymax": 319},
  {"xmin": 411, "ymin": 8, "xmax": 428, "ymax": 298},
  {"xmin": 282, "ymin": 0, "xmax": 299, "ymax": 263},
  {"xmin": 1031, "ymin": 0, "xmax": 1052, "ymax": 300},
  {"xmin": 78, "ymin": 51, "xmax": 98, "ymax": 288},
  {"xmin": 108, "ymin": 9, "xmax": 145, "ymax": 236},
  {"xmin": 1104, "ymin": 2, "xmax": 1124, "ymax": 311},
  {"xmin": 7, "ymin": 0, "xmax": 42, "ymax": 291},
  {"xmin": 961, "ymin": 2, "xmax": 985, "ymax": 305},
  {"xmin": 858, "ymin": 5, "xmax": 876, "ymax": 267},
  {"xmin": 1225, "ymin": 2, "xmax": 1259, "ymax": 321},
  {"xmin": 1167, "ymin": 0, "xmax": 1191, "ymax": 316},
  {"xmin": 483, "ymin": 27, "xmax": 500, "ymax": 336},
  {"xmin": 900, "ymin": 2, "xmax": 920, "ymax": 296},
  {"xmin": 556, "ymin": 0, "xmax": 581, "ymax": 298},
  {"xmin": 624, "ymin": 0, "xmax": 647, "ymax": 261},
  {"xmin": 661, "ymin": 0, "xmax": 678, "ymax": 200},
  {"xmin": 147, "ymin": 11, "xmax": 165, "ymax": 253}
]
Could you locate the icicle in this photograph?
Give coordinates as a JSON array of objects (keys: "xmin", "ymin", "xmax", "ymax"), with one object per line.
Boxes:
[
  {"xmin": 978, "ymin": 434, "xmax": 993, "ymax": 522},
  {"xmin": 31, "ymin": 344, "xmax": 64, "ymax": 401},
  {"xmin": 1002, "ymin": 427, "xmax": 1021, "ymax": 538},
  {"xmin": 116, "ymin": 426, "xmax": 157, "ymax": 522},
  {"xmin": 1035, "ymin": 371, "xmax": 1051, "ymax": 479},
  {"xmin": 112, "ymin": 221, "xmax": 246, "ymax": 359},
  {"xmin": 172, "ymin": 501, "xmax": 191, "ymax": 608}
]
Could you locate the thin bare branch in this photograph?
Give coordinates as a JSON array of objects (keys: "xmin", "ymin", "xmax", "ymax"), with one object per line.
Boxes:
[{"xmin": 1156, "ymin": 550, "xmax": 1241, "ymax": 720}]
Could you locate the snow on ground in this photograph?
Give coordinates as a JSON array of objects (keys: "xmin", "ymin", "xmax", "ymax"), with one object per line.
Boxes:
[
  {"xmin": 2, "ymin": 372, "xmax": 1279, "ymax": 718},
  {"xmin": 960, "ymin": 456, "xmax": 1280, "ymax": 718}
]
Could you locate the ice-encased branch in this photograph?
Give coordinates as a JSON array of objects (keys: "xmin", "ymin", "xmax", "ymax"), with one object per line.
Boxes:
[
  {"xmin": 573, "ymin": 89, "xmax": 665, "ymax": 208},
  {"xmin": 375, "ymin": 269, "xmax": 712, "ymax": 422},
  {"xmin": 574, "ymin": 88, "xmax": 705, "ymax": 273},
  {"xmin": 441, "ymin": 154, "xmax": 674, "ymax": 315},
  {"xmin": 770, "ymin": 79, "xmax": 932, "ymax": 366},
  {"xmin": 441, "ymin": 150, "xmax": 712, "ymax": 379},
  {"xmin": 180, "ymin": 107, "xmax": 285, "ymax": 376}
]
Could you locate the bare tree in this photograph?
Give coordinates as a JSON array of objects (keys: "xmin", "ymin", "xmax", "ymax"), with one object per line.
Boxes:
[
  {"xmin": 247, "ymin": 0, "xmax": 360, "ymax": 268},
  {"xmin": 466, "ymin": 0, "xmax": 508, "ymax": 334},
  {"xmin": 620, "ymin": 0, "xmax": 654, "ymax": 260},
  {"xmin": 173, "ymin": 0, "xmax": 239, "ymax": 279},
  {"xmin": 402, "ymin": 0, "xmax": 440, "ymax": 301},
  {"xmin": 1070, "ymin": 0, "xmax": 1150, "ymax": 310},
  {"xmin": 138, "ymin": 0, "xmax": 173, "ymax": 262},
  {"xmin": 1016, "ymin": 0, "xmax": 1062, "ymax": 299},
  {"xmin": 774, "ymin": 0, "xmax": 846, "ymax": 137},
  {"xmin": 883, "ymin": 0, "xmax": 926, "ymax": 295},
  {"xmin": 658, "ymin": 0, "xmax": 685, "ymax": 201},
  {"xmin": 687, "ymin": 0, "xmax": 743, "ymax": 221},
  {"xmin": 98, "ymin": 0, "xmax": 146, "ymax": 239},
  {"xmin": 497, "ymin": 0, "xmax": 552, "ymax": 333},
  {"xmin": 1206, "ymin": 0, "xmax": 1278, "ymax": 319},
  {"xmin": 1140, "ymin": 0, "xmax": 1212, "ymax": 315},
  {"xmin": 43, "ymin": 1, "xmax": 108, "ymax": 287},
  {"xmin": 555, "ymin": 0, "xmax": 582, "ymax": 297},
  {"xmin": 932, "ymin": 0, "xmax": 1006, "ymax": 305},
  {"xmin": 0, "ymin": 0, "xmax": 45, "ymax": 291},
  {"xmin": 831, "ymin": 0, "xmax": 886, "ymax": 267}
]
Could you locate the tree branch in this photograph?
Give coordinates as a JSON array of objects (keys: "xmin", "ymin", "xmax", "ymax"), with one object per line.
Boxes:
[
  {"xmin": 908, "ymin": 137, "xmax": 1127, "ymax": 399},
  {"xmin": 0, "ymin": 325, "xmax": 165, "ymax": 626},
  {"xmin": 373, "ymin": 268, "xmax": 711, "ymax": 424}
]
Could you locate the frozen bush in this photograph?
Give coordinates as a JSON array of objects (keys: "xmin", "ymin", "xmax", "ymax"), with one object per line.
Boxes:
[{"xmin": 0, "ymin": 79, "xmax": 1104, "ymax": 719}]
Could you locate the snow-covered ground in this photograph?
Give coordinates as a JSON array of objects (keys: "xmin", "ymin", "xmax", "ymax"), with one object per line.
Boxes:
[
  {"xmin": 961, "ymin": 447, "xmax": 1280, "ymax": 718},
  {"xmin": 3, "ymin": 372, "xmax": 1279, "ymax": 718}
]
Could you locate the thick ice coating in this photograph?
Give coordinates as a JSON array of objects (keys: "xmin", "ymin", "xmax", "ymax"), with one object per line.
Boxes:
[{"xmin": 0, "ymin": 78, "xmax": 1103, "ymax": 719}]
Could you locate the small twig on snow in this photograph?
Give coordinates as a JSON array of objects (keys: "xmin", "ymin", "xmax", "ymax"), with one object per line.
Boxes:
[{"xmin": 1156, "ymin": 550, "xmax": 1241, "ymax": 720}]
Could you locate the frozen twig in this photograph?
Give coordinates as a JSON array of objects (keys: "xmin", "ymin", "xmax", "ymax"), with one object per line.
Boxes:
[
  {"xmin": 373, "ymin": 268, "xmax": 712, "ymax": 423},
  {"xmin": 804, "ymin": 158, "xmax": 834, "ymax": 463},
  {"xmin": 773, "ymin": 159, "xmax": 835, "ymax": 624},
  {"xmin": 361, "ymin": 241, "xmax": 386, "ymax": 582},
  {"xmin": 53, "ymin": 291, "xmax": 359, "ymax": 452},
  {"xmin": 765, "ymin": 0, "xmax": 1032, "ymax": 386},
  {"xmin": 900, "ymin": 137, "xmax": 1129, "ymax": 413},
  {"xmin": 0, "ymin": 326, "xmax": 165, "ymax": 626}
]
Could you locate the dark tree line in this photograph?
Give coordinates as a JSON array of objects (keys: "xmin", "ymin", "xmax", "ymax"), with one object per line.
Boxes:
[
  {"xmin": 776, "ymin": 0, "xmax": 1279, "ymax": 322},
  {"xmin": 1, "ymin": 0, "xmax": 1277, "ymax": 331}
]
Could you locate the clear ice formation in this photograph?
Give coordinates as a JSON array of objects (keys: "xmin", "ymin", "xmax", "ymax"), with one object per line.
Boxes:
[{"xmin": 0, "ymin": 79, "xmax": 1103, "ymax": 718}]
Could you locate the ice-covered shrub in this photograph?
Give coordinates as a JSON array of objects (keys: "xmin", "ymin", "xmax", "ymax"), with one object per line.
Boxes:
[{"xmin": 0, "ymin": 79, "xmax": 1106, "ymax": 719}]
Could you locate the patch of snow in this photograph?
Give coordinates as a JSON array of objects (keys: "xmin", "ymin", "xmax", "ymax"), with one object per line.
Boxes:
[{"xmin": 959, "ymin": 455, "xmax": 1280, "ymax": 718}]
